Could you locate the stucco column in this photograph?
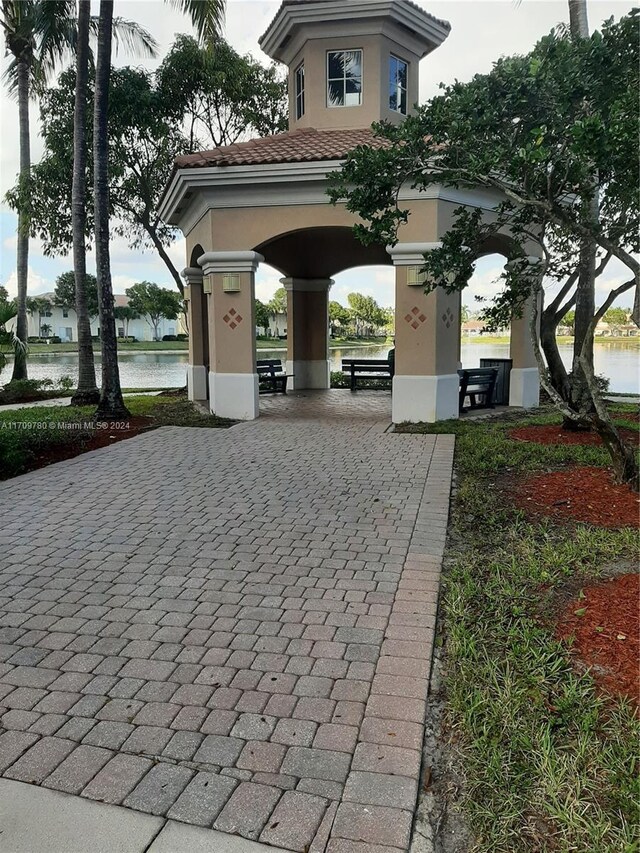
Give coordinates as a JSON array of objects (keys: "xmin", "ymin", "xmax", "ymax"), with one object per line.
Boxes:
[
  {"xmin": 388, "ymin": 243, "xmax": 460, "ymax": 423},
  {"xmin": 182, "ymin": 266, "xmax": 208, "ymax": 402},
  {"xmin": 508, "ymin": 257, "xmax": 542, "ymax": 408},
  {"xmin": 199, "ymin": 250, "xmax": 263, "ymax": 420},
  {"xmin": 282, "ymin": 277, "xmax": 333, "ymax": 390}
]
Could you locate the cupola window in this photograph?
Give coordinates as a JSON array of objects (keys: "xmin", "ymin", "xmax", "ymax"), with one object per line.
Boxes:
[
  {"xmin": 389, "ymin": 54, "xmax": 408, "ymax": 114},
  {"xmin": 327, "ymin": 49, "xmax": 362, "ymax": 107},
  {"xmin": 295, "ymin": 62, "xmax": 305, "ymax": 118}
]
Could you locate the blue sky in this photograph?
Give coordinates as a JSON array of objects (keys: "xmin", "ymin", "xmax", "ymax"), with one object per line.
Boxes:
[{"xmin": 1, "ymin": 0, "xmax": 635, "ymax": 311}]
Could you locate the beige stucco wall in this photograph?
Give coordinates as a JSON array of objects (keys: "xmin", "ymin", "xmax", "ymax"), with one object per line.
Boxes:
[
  {"xmin": 206, "ymin": 272, "xmax": 256, "ymax": 374},
  {"xmin": 287, "ymin": 34, "xmax": 420, "ymax": 131},
  {"xmin": 394, "ymin": 266, "xmax": 459, "ymax": 376},
  {"xmin": 186, "ymin": 200, "xmax": 438, "ymax": 273}
]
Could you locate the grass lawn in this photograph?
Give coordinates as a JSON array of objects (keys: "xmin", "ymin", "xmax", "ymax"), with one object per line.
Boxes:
[
  {"xmin": 399, "ymin": 407, "xmax": 639, "ymax": 852},
  {"xmin": 0, "ymin": 393, "xmax": 231, "ymax": 480}
]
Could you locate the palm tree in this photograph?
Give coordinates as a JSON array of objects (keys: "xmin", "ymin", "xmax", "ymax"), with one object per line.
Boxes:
[
  {"xmin": 1, "ymin": 1, "xmax": 74, "ymax": 382},
  {"xmin": 91, "ymin": 0, "xmax": 225, "ymax": 419},
  {"xmin": 70, "ymin": 0, "xmax": 98, "ymax": 405},
  {"xmin": 72, "ymin": 2, "xmax": 157, "ymax": 406}
]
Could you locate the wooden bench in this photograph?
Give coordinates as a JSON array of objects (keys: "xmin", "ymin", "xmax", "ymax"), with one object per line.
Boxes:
[
  {"xmin": 342, "ymin": 358, "xmax": 393, "ymax": 391},
  {"xmin": 257, "ymin": 359, "xmax": 288, "ymax": 394},
  {"xmin": 458, "ymin": 367, "xmax": 498, "ymax": 413}
]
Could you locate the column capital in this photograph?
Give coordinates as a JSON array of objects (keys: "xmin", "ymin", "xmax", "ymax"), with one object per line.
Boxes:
[
  {"xmin": 182, "ymin": 266, "xmax": 204, "ymax": 286},
  {"xmin": 199, "ymin": 251, "xmax": 264, "ymax": 276},
  {"xmin": 386, "ymin": 242, "xmax": 442, "ymax": 266},
  {"xmin": 280, "ymin": 277, "xmax": 334, "ymax": 292}
]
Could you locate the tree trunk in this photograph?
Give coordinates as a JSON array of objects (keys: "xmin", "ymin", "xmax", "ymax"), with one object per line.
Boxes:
[
  {"xmin": 93, "ymin": 1, "xmax": 129, "ymax": 420},
  {"xmin": 11, "ymin": 56, "xmax": 30, "ymax": 382},
  {"xmin": 71, "ymin": 0, "xmax": 99, "ymax": 406},
  {"xmin": 539, "ymin": 308, "xmax": 571, "ymax": 401},
  {"xmin": 568, "ymin": 0, "xmax": 589, "ymax": 38},
  {"xmin": 566, "ymin": 0, "xmax": 597, "ymax": 430},
  {"xmin": 146, "ymin": 222, "xmax": 184, "ymax": 295}
]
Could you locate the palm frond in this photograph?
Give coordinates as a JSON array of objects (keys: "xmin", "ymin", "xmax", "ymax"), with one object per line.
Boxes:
[
  {"xmin": 104, "ymin": 17, "xmax": 159, "ymax": 59},
  {"xmin": 168, "ymin": 0, "xmax": 225, "ymax": 45},
  {"xmin": 35, "ymin": 0, "xmax": 76, "ymax": 77}
]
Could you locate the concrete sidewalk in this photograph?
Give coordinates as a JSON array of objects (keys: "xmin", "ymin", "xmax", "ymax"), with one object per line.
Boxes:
[{"xmin": 0, "ymin": 778, "xmax": 286, "ymax": 852}]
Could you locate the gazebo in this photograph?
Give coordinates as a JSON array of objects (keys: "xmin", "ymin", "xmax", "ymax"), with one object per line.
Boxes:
[{"xmin": 159, "ymin": 0, "xmax": 541, "ymax": 422}]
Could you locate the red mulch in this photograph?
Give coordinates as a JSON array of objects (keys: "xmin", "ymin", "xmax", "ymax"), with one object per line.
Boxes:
[
  {"xmin": 509, "ymin": 424, "xmax": 639, "ymax": 446},
  {"xmin": 556, "ymin": 573, "xmax": 639, "ymax": 708},
  {"xmin": 513, "ymin": 466, "xmax": 640, "ymax": 528},
  {"xmin": 28, "ymin": 417, "xmax": 154, "ymax": 472}
]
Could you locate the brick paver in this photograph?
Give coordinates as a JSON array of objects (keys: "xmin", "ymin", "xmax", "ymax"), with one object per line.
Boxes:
[{"xmin": 0, "ymin": 390, "xmax": 454, "ymax": 851}]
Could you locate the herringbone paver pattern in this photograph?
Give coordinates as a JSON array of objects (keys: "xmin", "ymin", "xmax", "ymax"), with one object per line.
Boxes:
[{"xmin": 0, "ymin": 391, "xmax": 454, "ymax": 852}]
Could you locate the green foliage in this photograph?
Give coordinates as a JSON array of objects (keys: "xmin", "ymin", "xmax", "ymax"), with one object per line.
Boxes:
[
  {"xmin": 268, "ymin": 287, "xmax": 287, "ymax": 316},
  {"xmin": 254, "ymin": 299, "xmax": 270, "ymax": 331},
  {"xmin": 347, "ymin": 292, "xmax": 386, "ymax": 332},
  {"xmin": 0, "ymin": 298, "xmax": 23, "ymax": 377},
  {"xmin": 156, "ymin": 34, "xmax": 287, "ymax": 150},
  {"xmin": 399, "ymin": 411, "xmax": 639, "ymax": 851},
  {"xmin": 53, "ymin": 270, "xmax": 99, "ymax": 317},
  {"xmin": 562, "ymin": 309, "xmax": 576, "ymax": 331},
  {"xmin": 18, "ymin": 31, "xmax": 287, "ymax": 287},
  {"xmin": 602, "ymin": 307, "xmax": 628, "ymax": 328},
  {"xmin": 329, "ymin": 12, "xmax": 639, "ymax": 320},
  {"xmin": 125, "ymin": 281, "xmax": 182, "ymax": 340},
  {"xmin": 329, "ymin": 300, "xmax": 351, "ymax": 330}
]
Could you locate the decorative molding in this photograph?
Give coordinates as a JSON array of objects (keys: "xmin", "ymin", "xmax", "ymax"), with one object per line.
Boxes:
[
  {"xmin": 387, "ymin": 242, "xmax": 442, "ymax": 265},
  {"xmin": 199, "ymin": 251, "xmax": 264, "ymax": 275},
  {"xmin": 182, "ymin": 266, "xmax": 204, "ymax": 286},
  {"xmin": 160, "ymin": 159, "xmax": 502, "ymax": 235}
]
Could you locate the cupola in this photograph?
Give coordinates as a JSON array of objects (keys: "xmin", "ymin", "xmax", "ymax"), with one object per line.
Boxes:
[{"xmin": 259, "ymin": 0, "xmax": 450, "ymax": 131}]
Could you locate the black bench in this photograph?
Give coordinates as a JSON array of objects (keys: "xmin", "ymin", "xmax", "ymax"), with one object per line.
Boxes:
[
  {"xmin": 342, "ymin": 358, "xmax": 394, "ymax": 391},
  {"xmin": 257, "ymin": 359, "xmax": 287, "ymax": 394},
  {"xmin": 458, "ymin": 367, "xmax": 498, "ymax": 413}
]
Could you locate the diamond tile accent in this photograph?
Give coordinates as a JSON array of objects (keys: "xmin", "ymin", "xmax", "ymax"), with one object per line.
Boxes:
[
  {"xmin": 405, "ymin": 307, "xmax": 426, "ymax": 331},
  {"xmin": 224, "ymin": 308, "xmax": 243, "ymax": 331},
  {"xmin": 441, "ymin": 308, "xmax": 454, "ymax": 329}
]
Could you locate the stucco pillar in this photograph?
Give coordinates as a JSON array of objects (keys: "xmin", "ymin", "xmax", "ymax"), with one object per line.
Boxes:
[
  {"xmin": 508, "ymin": 258, "xmax": 542, "ymax": 408},
  {"xmin": 182, "ymin": 266, "xmax": 208, "ymax": 402},
  {"xmin": 282, "ymin": 277, "xmax": 333, "ymax": 390},
  {"xmin": 199, "ymin": 251, "xmax": 263, "ymax": 420},
  {"xmin": 388, "ymin": 243, "xmax": 460, "ymax": 423}
]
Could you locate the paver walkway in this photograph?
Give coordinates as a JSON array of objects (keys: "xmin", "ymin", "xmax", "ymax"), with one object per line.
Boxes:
[{"xmin": 0, "ymin": 391, "xmax": 454, "ymax": 852}]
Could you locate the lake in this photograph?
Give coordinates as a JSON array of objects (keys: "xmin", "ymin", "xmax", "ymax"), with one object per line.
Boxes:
[{"xmin": 18, "ymin": 341, "xmax": 640, "ymax": 395}]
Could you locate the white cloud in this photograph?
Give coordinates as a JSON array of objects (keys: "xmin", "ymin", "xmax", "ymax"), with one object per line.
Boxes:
[{"xmin": 3, "ymin": 267, "xmax": 52, "ymax": 298}]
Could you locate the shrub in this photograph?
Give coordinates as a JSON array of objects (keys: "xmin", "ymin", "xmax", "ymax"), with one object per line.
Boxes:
[
  {"xmin": 330, "ymin": 371, "xmax": 350, "ymax": 389},
  {"xmin": 50, "ymin": 336, "xmax": 61, "ymax": 344},
  {"xmin": 162, "ymin": 334, "xmax": 177, "ymax": 342},
  {"xmin": 176, "ymin": 333, "xmax": 188, "ymax": 341}
]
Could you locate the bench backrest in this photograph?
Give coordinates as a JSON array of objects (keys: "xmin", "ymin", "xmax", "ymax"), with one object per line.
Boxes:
[
  {"xmin": 257, "ymin": 359, "xmax": 284, "ymax": 375},
  {"xmin": 458, "ymin": 367, "xmax": 498, "ymax": 384}
]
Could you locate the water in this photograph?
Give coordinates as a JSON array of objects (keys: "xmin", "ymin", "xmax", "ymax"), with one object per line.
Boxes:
[{"xmin": 14, "ymin": 342, "xmax": 640, "ymax": 394}]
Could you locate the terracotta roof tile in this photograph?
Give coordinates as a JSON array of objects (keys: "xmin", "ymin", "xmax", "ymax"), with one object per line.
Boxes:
[{"xmin": 174, "ymin": 127, "xmax": 391, "ymax": 169}]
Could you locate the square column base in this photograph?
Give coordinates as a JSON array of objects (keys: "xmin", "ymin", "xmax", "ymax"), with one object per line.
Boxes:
[
  {"xmin": 392, "ymin": 374, "xmax": 459, "ymax": 423},
  {"xmin": 286, "ymin": 359, "xmax": 330, "ymax": 390},
  {"xmin": 209, "ymin": 372, "xmax": 259, "ymax": 420},
  {"xmin": 187, "ymin": 365, "xmax": 208, "ymax": 402},
  {"xmin": 509, "ymin": 367, "xmax": 540, "ymax": 408}
]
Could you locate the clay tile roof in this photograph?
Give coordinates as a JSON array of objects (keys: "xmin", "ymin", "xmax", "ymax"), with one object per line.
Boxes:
[{"xmin": 174, "ymin": 126, "xmax": 391, "ymax": 169}]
